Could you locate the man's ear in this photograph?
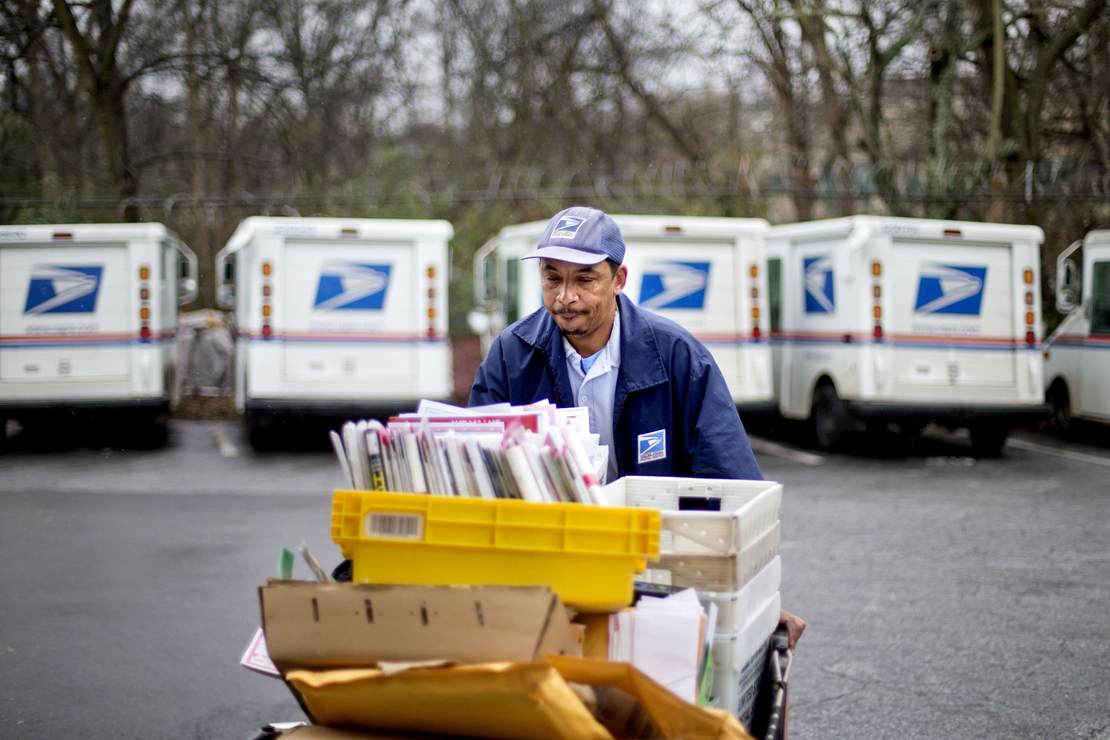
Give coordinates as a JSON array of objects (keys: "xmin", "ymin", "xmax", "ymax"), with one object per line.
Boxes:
[{"xmin": 613, "ymin": 264, "xmax": 628, "ymax": 294}]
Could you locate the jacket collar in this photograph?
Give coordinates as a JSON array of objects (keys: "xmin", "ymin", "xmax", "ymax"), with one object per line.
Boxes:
[
  {"xmin": 614, "ymin": 294, "xmax": 668, "ymax": 391},
  {"xmin": 510, "ymin": 294, "xmax": 667, "ymax": 398}
]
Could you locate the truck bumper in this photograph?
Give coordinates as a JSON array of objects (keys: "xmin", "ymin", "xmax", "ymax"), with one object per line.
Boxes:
[
  {"xmin": 0, "ymin": 398, "xmax": 170, "ymax": 420},
  {"xmin": 736, "ymin": 400, "xmax": 779, "ymax": 416},
  {"xmin": 843, "ymin": 401, "xmax": 1051, "ymax": 426},
  {"xmin": 245, "ymin": 398, "xmax": 448, "ymax": 420}
]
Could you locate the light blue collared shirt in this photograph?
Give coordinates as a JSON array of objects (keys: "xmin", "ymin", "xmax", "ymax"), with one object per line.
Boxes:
[{"xmin": 563, "ymin": 308, "xmax": 621, "ymax": 483}]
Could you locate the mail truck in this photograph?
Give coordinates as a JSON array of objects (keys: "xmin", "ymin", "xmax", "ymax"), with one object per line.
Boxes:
[
  {"xmin": 470, "ymin": 215, "xmax": 773, "ymax": 410},
  {"xmin": 766, "ymin": 216, "xmax": 1047, "ymax": 454},
  {"xmin": 1044, "ymin": 230, "xmax": 1110, "ymax": 429},
  {"xmin": 216, "ymin": 217, "xmax": 452, "ymax": 446},
  {"xmin": 0, "ymin": 223, "xmax": 198, "ymax": 441}
]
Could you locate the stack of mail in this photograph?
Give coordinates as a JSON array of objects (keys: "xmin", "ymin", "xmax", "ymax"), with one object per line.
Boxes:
[
  {"xmin": 331, "ymin": 399, "xmax": 611, "ymax": 503},
  {"xmin": 607, "ymin": 588, "xmax": 716, "ymax": 705}
]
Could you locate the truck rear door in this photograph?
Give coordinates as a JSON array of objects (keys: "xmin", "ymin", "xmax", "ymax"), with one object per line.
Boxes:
[
  {"xmin": 888, "ymin": 238, "xmax": 1017, "ymax": 393},
  {"xmin": 623, "ymin": 237, "xmax": 744, "ymax": 390},
  {"xmin": 280, "ymin": 238, "xmax": 419, "ymax": 387},
  {"xmin": 0, "ymin": 241, "xmax": 132, "ymax": 383}
]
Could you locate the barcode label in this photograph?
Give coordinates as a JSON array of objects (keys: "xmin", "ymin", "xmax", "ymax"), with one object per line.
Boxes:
[{"xmin": 365, "ymin": 512, "xmax": 424, "ymax": 540}]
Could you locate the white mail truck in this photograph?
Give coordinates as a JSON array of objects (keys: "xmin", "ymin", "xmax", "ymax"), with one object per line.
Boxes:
[
  {"xmin": 766, "ymin": 216, "xmax": 1048, "ymax": 454},
  {"xmin": 0, "ymin": 223, "xmax": 198, "ymax": 440},
  {"xmin": 1044, "ymin": 229, "xmax": 1110, "ymax": 429},
  {"xmin": 216, "ymin": 217, "xmax": 452, "ymax": 445},
  {"xmin": 469, "ymin": 215, "xmax": 773, "ymax": 411}
]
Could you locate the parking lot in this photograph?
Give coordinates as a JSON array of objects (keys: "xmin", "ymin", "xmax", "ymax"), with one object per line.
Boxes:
[{"xmin": 1, "ymin": 419, "xmax": 1109, "ymax": 739}]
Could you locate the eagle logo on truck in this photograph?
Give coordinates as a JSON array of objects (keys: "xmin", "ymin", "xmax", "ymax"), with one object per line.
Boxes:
[
  {"xmin": 313, "ymin": 262, "xmax": 392, "ymax": 311},
  {"xmin": 914, "ymin": 264, "xmax": 987, "ymax": 315},
  {"xmin": 23, "ymin": 265, "xmax": 103, "ymax": 315},
  {"xmin": 803, "ymin": 256, "xmax": 836, "ymax": 314},
  {"xmin": 639, "ymin": 261, "xmax": 710, "ymax": 310}
]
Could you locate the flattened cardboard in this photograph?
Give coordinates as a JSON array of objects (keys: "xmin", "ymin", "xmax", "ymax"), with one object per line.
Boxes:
[{"xmin": 260, "ymin": 581, "xmax": 579, "ymax": 673}]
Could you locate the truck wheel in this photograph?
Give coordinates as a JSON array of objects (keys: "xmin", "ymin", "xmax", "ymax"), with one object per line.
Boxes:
[
  {"xmin": 121, "ymin": 413, "xmax": 169, "ymax": 450},
  {"xmin": 969, "ymin": 426, "xmax": 1009, "ymax": 457},
  {"xmin": 246, "ymin": 410, "xmax": 274, "ymax": 451},
  {"xmin": 811, "ymin": 384, "xmax": 847, "ymax": 451},
  {"xmin": 1047, "ymin": 380, "xmax": 1073, "ymax": 436}
]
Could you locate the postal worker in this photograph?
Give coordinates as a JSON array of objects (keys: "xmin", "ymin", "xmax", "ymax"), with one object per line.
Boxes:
[{"xmin": 469, "ymin": 205, "xmax": 762, "ymax": 483}]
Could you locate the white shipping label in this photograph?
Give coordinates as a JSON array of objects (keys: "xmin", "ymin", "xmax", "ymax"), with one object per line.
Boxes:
[{"xmin": 365, "ymin": 512, "xmax": 425, "ymax": 540}]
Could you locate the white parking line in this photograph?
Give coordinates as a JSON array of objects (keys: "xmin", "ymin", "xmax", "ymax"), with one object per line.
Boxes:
[
  {"xmin": 1007, "ymin": 438, "xmax": 1110, "ymax": 469},
  {"xmin": 748, "ymin": 436, "xmax": 825, "ymax": 466},
  {"xmin": 213, "ymin": 425, "xmax": 240, "ymax": 458}
]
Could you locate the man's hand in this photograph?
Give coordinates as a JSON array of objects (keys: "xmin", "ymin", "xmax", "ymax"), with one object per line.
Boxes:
[{"xmin": 779, "ymin": 609, "xmax": 806, "ymax": 650}]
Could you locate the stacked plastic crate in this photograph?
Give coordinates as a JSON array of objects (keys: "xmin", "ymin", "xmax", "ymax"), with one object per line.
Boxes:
[{"xmin": 602, "ymin": 476, "xmax": 783, "ymax": 728}]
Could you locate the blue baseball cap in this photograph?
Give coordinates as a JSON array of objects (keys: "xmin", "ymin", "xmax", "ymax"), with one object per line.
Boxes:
[{"xmin": 521, "ymin": 206, "xmax": 626, "ymax": 265}]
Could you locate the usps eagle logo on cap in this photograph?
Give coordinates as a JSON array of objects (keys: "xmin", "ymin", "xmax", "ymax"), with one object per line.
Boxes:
[
  {"xmin": 637, "ymin": 429, "xmax": 667, "ymax": 464},
  {"xmin": 550, "ymin": 215, "xmax": 586, "ymax": 240}
]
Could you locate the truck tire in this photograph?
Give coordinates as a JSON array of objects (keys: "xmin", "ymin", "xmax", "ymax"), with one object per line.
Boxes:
[
  {"xmin": 969, "ymin": 425, "xmax": 1009, "ymax": 457},
  {"xmin": 1047, "ymin": 380, "xmax": 1073, "ymax": 436},
  {"xmin": 246, "ymin": 410, "xmax": 275, "ymax": 451},
  {"xmin": 811, "ymin": 384, "xmax": 848, "ymax": 451}
]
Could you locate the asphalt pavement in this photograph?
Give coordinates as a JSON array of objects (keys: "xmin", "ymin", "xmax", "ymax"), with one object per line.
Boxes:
[{"xmin": 1, "ymin": 419, "xmax": 1109, "ymax": 739}]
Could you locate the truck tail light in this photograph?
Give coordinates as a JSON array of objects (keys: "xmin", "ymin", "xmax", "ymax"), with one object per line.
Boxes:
[
  {"xmin": 261, "ymin": 260, "xmax": 273, "ymax": 340},
  {"xmin": 425, "ymin": 264, "xmax": 437, "ymax": 339},
  {"xmin": 138, "ymin": 263, "xmax": 152, "ymax": 343},
  {"xmin": 1022, "ymin": 268, "xmax": 1036, "ymax": 345},
  {"xmin": 871, "ymin": 261, "xmax": 883, "ymax": 342},
  {"xmin": 748, "ymin": 264, "xmax": 762, "ymax": 339}
]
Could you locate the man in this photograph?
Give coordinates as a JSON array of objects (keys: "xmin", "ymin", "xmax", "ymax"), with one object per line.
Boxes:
[
  {"xmin": 470, "ymin": 205, "xmax": 805, "ymax": 649},
  {"xmin": 470, "ymin": 205, "xmax": 761, "ymax": 481}
]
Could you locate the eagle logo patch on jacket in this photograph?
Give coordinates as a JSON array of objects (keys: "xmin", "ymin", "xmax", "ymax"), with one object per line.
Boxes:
[{"xmin": 637, "ymin": 429, "xmax": 667, "ymax": 464}]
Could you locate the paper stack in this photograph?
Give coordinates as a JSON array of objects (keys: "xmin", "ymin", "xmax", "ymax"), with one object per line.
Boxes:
[
  {"xmin": 608, "ymin": 588, "xmax": 717, "ymax": 705},
  {"xmin": 330, "ymin": 400, "xmax": 611, "ymax": 503}
]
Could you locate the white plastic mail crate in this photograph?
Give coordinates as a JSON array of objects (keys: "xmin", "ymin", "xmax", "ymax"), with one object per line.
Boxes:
[
  {"xmin": 710, "ymin": 589, "xmax": 782, "ymax": 726},
  {"xmin": 601, "ymin": 476, "xmax": 782, "ymax": 556},
  {"xmin": 699, "ymin": 556, "xmax": 782, "ymax": 634},
  {"xmin": 644, "ymin": 521, "xmax": 781, "ymax": 593}
]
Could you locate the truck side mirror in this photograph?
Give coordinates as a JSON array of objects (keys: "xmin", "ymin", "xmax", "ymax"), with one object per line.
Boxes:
[
  {"xmin": 1056, "ymin": 258, "xmax": 1079, "ymax": 313},
  {"xmin": 214, "ymin": 248, "xmax": 236, "ymax": 309}
]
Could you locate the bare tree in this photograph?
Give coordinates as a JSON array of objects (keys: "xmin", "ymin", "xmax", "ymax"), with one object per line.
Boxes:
[{"xmin": 51, "ymin": 0, "xmax": 142, "ymax": 218}]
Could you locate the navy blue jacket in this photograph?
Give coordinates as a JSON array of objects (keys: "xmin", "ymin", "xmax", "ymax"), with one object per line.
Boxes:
[{"xmin": 469, "ymin": 294, "xmax": 762, "ymax": 480}]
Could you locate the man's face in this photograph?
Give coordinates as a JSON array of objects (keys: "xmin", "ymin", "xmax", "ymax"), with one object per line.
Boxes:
[{"xmin": 540, "ymin": 258, "xmax": 627, "ymax": 338}]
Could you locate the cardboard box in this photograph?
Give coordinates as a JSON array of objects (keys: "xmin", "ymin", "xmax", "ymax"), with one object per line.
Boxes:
[
  {"xmin": 258, "ymin": 582, "xmax": 753, "ymax": 739},
  {"xmin": 260, "ymin": 581, "xmax": 581, "ymax": 673}
]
